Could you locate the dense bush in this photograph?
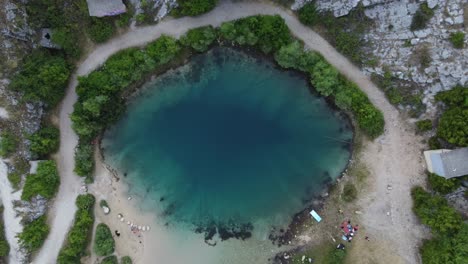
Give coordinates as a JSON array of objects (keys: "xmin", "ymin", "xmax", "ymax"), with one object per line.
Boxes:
[
  {"xmin": 434, "ymin": 85, "xmax": 468, "ymax": 147},
  {"xmin": 0, "ymin": 207, "xmax": 10, "ymax": 257},
  {"xmin": 421, "ymin": 224, "xmax": 468, "ymax": 264},
  {"xmin": 450, "ymin": 31, "xmax": 465, "ymax": 49},
  {"xmin": 172, "ymin": 0, "xmax": 217, "ymax": 17},
  {"xmin": 428, "ymin": 136, "xmax": 442, "ymax": 150},
  {"xmin": 219, "ymin": 15, "xmax": 292, "ymax": 54},
  {"xmin": 74, "ymin": 142, "xmax": 95, "ymax": 177},
  {"xmin": 410, "ymin": 3, "xmax": 435, "ymax": 31},
  {"xmin": 0, "ymin": 130, "xmax": 18, "ymax": 158},
  {"xmin": 342, "ymin": 183, "xmax": 357, "ymax": 202},
  {"xmin": 21, "ymin": 160, "xmax": 60, "ymax": 201},
  {"xmin": 180, "ymin": 26, "xmax": 217, "ymax": 52},
  {"xmin": 93, "ymin": 223, "xmax": 115, "ymax": 256},
  {"xmin": 17, "ymin": 216, "xmax": 49, "ymax": 253},
  {"xmin": 297, "ymin": 2, "xmax": 319, "ymax": 26},
  {"xmin": 411, "ymin": 187, "xmax": 462, "ymax": 234},
  {"xmin": 88, "ymin": 18, "xmax": 116, "ymax": 43},
  {"xmin": 29, "ymin": 125, "xmax": 60, "ymax": 157},
  {"xmin": 57, "ymin": 194, "xmax": 95, "ymax": 264},
  {"xmin": 121, "ymin": 256, "xmax": 132, "ymax": 264},
  {"xmin": 52, "ymin": 27, "xmax": 82, "ymax": 58},
  {"xmin": 7, "ymin": 172, "xmax": 21, "ymax": 190},
  {"xmin": 436, "ymin": 107, "xmax": 468, "ymax": 147},
  {"xmin": 416, "ymin": 119, "xmax": 432, "ymax": 132},
  {"xmin": 100, "ymin": 255, "xmax": 118, "ymax": 264},
  {"xmin": 9, "ymin": 50, "xmax": 71, "ymax": 107},
  {"xmin": 428, "ymin": 173, "xmax": 460, "ymax": 194},
  {"xmin": 275, "ymin": 41, "xmax": 384, "ymax": 138}
]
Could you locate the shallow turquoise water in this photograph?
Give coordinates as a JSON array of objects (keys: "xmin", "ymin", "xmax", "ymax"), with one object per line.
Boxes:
[{"xmin": 103, "ymin": 47, "xmax": 352, "ymax": 237}]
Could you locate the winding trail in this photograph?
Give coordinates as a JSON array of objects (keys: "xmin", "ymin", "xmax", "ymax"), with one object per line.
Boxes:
[{"xmin": 34, "ymin": 1, "xmax": 425, "ymax": 263}]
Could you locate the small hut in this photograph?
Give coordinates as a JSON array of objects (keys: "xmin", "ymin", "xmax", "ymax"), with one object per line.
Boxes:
[
  {"xmin": 86, "ymin": 0, "xmax": 126, "ymax": 17},
  {"xmin": 424, "ymin": 147, "xmax": 468, "ymax": 179}
]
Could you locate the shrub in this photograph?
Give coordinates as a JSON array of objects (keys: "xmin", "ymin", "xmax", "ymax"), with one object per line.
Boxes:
[
  {"xmin": 21, "ymin": 160, "xmax": 60, "ymax": 201},
  {"xmin": 450, "ymin": 31, "xmax": 465, "ymax": 49},
  {"xmin": 52, "ymin": 27, "xmax": 82, "ymax": 58},
  {"xmin": 416, "ymin": 119, "xmax": 432, "ymax": 132},
  {"xmin": 100, "ymin": 255, "xmax": 118, "ymax": 264},
  {"xmin": 0, "ymin": 207, "xmax": 10, "ymax": 257},
  {"xmin": 411, "ymin": 187, "xmax": 462, "ymax": 234},
  {"xmin": 17, "ymin": 216, "xmax": 49, "ymax": 253},
  {"xmin": 99, "ymin": 200, "xmax": 109, "ymax": 209},
  {"xmin": 180, "ymin": 26, "xmax": 217, "ymax": 52},
  {"xmin": 410, "ymin": 3, "xmax": 434, "ymax": 31},
  {"xmin": 428, "ymin": 136, "xmax": 441, "ymax": 150},
  {"xmin": 172, "ymin": 0, "xmax": 218, "ymax": 17},
  {"xmin": 421, "ymin": 224, "xmax": 468, "ymax": 264},
  {"xmin": 436, "ymin": 107, "xmax": 468, "ymax": 147},
  {"xmin": 435, "ymin": 85, "xmax": 468, "ymax": 107},
  {"xmin": 0, "ymin": 131, "xmax": 18, "ymax": 158},
  {"xmin": 57, "ymin": 194, "xmax": 95, "ymax": 264},
  {"xmin": 74, "ymin": 142, "xmax": 95, "ymax": 177},
  {"xmin": 121, "ymin": 256, "xmax": 132, "ymax": 264},
  {"xmin": 298, "ymin": 2, "xmax": 319, "ymax": 26},
  {"xmin": 9, "ymin": 50, "xmax": 71, "ymax": 107},
  {"xmin": 93, "ymin": 223, "xmax": 115, "ymax": 256},
  {"xmin": 342, "ymin": 183, "xmax": 357, "ymax": 202},
  {"xmin": 428, "ymin": 173, "xmax": 460, "ymax": 194},
  {"xmin": 29, "ymin": 125, "xmax": 60, "ymax": 157},
  {"xmin": 88, "ymin": 18, "xmax": 116, "ymax": 43},
  {"xmin": 7, "ymin": 172, "xmax": 21, "ymax": 190}
]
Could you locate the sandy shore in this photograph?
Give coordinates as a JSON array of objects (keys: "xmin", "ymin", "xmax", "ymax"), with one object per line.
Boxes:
[{"xmin": 37, "ymin": 1, "xmax": 427, "ymax": 263}]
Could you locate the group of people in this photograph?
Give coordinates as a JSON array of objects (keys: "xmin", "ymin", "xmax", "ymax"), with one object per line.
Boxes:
[{"xmin": 340, "ymin": 220, "xmax": 359, "ymax": 243}]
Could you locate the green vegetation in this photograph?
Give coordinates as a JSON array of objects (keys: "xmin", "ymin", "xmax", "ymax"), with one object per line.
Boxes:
[
  {"xmin": 172, "ymin": 0, "xmax": 218, "ymax": 17},
  {"xmin": 290, "ymin": 243, "xmax": 346, "ymax": 264},
  {"xmin": 7, "ymin": 172, "xmax": 21, "ymax": 190},
  {"xmin": 100, "ymin": 200, "xmax": 109, "ymax": 209},
  {"xmin": 450, "ymin": 31, "xmax": 465, "ymax": 49},
  {"xmin": 412, "ymin": 186, "xmax": 468, "ymax": 263},
  {"xmin": 74, "ymin": 142, "xmax": 95, "ymax": 178},
  {"xmin": 71, "ymin": 16, "xmax": 384, "ymax": 177},
  {"xmin": 180, "ymin": 26, "xmax": 217, "ymax": 52},
  {"xmin": 428, "ymin": 173, "xmax": 460, "ymax": 195},
  {"xmin": 371, "ymin": 71, "xmax": 425, "ymax": 116},
  {"xmin": 428, "ymin": 136, "xmax": 442, "ymax": 150},
  {"xmin": 219, "ymin": 15, "xmax": 292, "ymax": 54},
  {"xmin": 342, "ymin": 182, "xmax": 357, "ymax": 202},
  {"xmin": 21, "ymin": 160, "xmax": 60, "ymax": 201},
  {"xmin": 71, "ymin": 35, "xmax": 181, "ymax": 178},
  {"xmin": 121, "ymin": 256, "xmax": 132, "ymax": 264},
  {"xmin": 434, "ymin": 85, "xmax": 468, "ymax": 147},
  {"xmin": 88, "ymin": 18, "xmax": 116, "ymax": 43},
  {"xmin": 100, "ymin": 255, "xmax": 118, "ymax": 264},
  {"xmin": 57, "ymin": 194, "xmax": 95, "ymax": 264},
  {"xmin": 9, "ymin": 50, "xmax": 71, "ymax": 108},
  {"xmin": 29, "ymin": 125, "xmax": 60, "ymax": 158},
  {"xmin": 416, "ymin": 119, "xmax": 432, "ymax": 132},
  {"xmin": 412, "ymin": 187, "xmax": 461, "ymax": 234},
  {"xmin": 93, "ymin": 223, "xmax": 115, "ymax": 256},
  {"xmin": 0, "ymin": 207, "xmax": 10, "ymax": 258},
  {"xmin": 0, "ymin": 130, "xmax": 18, "ymax": 158},
  {"xmin": 17, "ymin": 216, "xmax": 49, "ymax": 253},
  {"xmin": 297, "ymin": 2, "xmax": 372, "ymax": 65},
  {"xmin": 410, "ymin": 3, "xmax": 435, "ymax": 31},
  {"xmin": 275, "ymin": 41, "xmax": 384, "ymax": 138}
]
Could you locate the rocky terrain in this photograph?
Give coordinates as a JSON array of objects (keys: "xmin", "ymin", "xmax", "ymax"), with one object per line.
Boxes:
[{"xmin": 295, "ymin": 0, "xmax": 467, "ymax": 116}]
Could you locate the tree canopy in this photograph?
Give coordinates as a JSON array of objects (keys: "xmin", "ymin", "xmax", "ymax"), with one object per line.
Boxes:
[{"xmin": 21, "ymin": 160, "xmax": 60, "ymax": 201}]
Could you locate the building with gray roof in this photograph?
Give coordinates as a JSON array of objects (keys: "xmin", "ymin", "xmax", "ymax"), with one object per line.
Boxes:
[{"xmin": 424, "ymin": 148, "xmax": 468, "ymax": 179}]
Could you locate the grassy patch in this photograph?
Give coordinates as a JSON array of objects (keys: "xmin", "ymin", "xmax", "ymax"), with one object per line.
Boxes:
[
  {"xmin": 7, "ymin": 172, "xmax": 21, "ymax": 190},
  {"xmin": 449, "ymin": 31, "xmax": 465, "ymax": 49},
  {"xmin": 415, "ymin": 119, "xmax": 432, "ymax": 132},
  {"xmin": 0, "ymin": 130, "xmax": 18, "ymax": 158},
  {"xmin": 410, "ymin": 3, "xmax": 435, "ymax": 31},
  {"xmin": 342, "ymin": 183, "xmax": 358, "ymax": 202},
  {"xmin": 290, "ymin": 242, "xmax": 347, "ymax": 264}
]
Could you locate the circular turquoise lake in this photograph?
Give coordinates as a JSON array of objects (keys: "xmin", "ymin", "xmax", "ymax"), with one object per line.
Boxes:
[{"xmin": 103, "ymin": 47, "xmax": 352, "ymax": 238}]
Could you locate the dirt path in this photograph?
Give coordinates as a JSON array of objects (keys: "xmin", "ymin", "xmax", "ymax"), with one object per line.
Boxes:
[{"xmin": 34, "ymin": 1, "xmax": 425, "ymax": 263}]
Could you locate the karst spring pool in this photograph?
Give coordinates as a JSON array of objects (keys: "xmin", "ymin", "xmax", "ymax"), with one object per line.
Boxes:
[{"xmin": 102, "ymin": 47, "xmax": 352, "ymax": 257}]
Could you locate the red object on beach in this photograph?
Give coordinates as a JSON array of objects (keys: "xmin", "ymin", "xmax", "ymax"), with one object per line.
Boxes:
[{"xmin": 340, "ymin": 221, "xmax": 351, "ymax": 234}]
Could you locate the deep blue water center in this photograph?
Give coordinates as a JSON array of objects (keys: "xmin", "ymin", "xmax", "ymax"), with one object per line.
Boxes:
[{"xmin": 103, "ymin": 47, "xmax": 352, "ymax": 233}]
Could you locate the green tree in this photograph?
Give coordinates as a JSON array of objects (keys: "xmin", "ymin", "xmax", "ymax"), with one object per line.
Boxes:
[
  {"xmin": 93, "ymin": 223, "xmax": 115, "ymax": 256},
  {"xmin": 145, "ymin": 35, "xmax": 181, "ymax": 65},
  {"xmin": 88, "ymin": 18, "xmax": 115, "ymax": 43},
  {"xmin": 436, "ymin": 107, "xmax": 468, "ymax": 147},
  {"xmin": 0, "ymin": 131, "xmax": 18, "ymax": 158},
  {"xmin": 428, "ymin": 173, "xmax": 460, "ymax": 194},
  {"xmin": 21, "ymin": 160, "xmax": 60, "ymax": 201},
  {"xmin": 298, "ymin": 2, "xmax": 319, "ymax": 26},
  {"xmin": 17, "ymin": 216, "xmax": 49, "ymax": 253},
  {"xmin": 450, "ymin": 32, "xmax": 465, "ymax": 49},
  {"xmin": 29, "ymin": 125, "xmax": 60, "ymax": 157},
  {"xmin": 180, "ymin": 26, "xmax": 217, "ymax": 52},
  {"xmin": 100, "ymin": 255, "xmax": 118, "ymax": 264},
  {"xmin": 74, "ymin": 142, "xmax": 95, "ymax": 177},
  {"xmin": 9, "ymin": 50, "xmax": 71, "ymax": 107}
]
